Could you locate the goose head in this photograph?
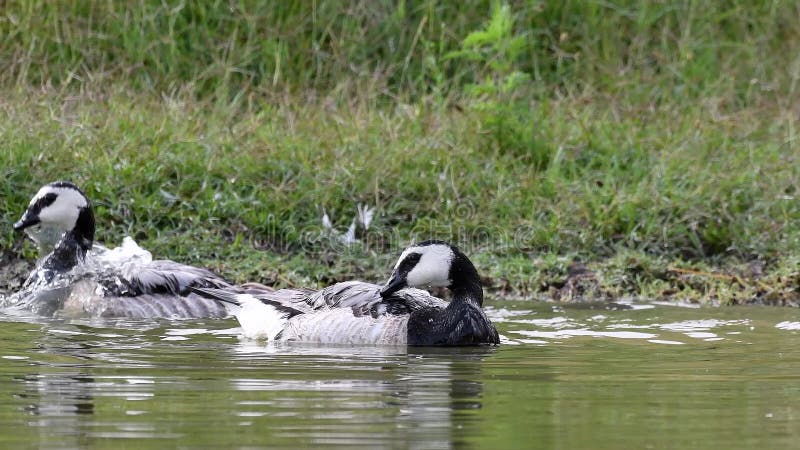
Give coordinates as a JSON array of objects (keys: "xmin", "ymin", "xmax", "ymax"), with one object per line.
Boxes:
[
  {"xmin": 14, "ymin": 181, "xmax": 95, "ymax": 253},
  {"xmin": 380, "ymin": 240, "xmax": 483, "ymax": 305}
]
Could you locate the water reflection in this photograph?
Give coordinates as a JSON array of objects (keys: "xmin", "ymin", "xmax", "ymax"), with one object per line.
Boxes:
[
  {"xmin": 226, "ymin": 342, "xmax": 494, "ymax": 448},
  {"xmin": 9, "ymin": 321, "xmax": 168, "ymax": 446},
  {"xmin": 2, "ymin": 315, "xmax": 499, "ymax": 448},
  {"xmin": 13, "ymin": 372, "xmax": 95, "ymax": 450},
  {"xmin": 17, "ymin": 373, "xmax": 95, "ymax": 416},
  {"xmin": 2, "ymin": 302, "xmax": 800, "ymax": 448}
]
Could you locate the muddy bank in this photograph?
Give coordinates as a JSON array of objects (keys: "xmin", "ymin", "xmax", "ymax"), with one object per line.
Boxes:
[
  {"xmin": 481, "ymin": 258, "xmax": 800, "ymax": 307},
  {"xmin": 0, "ymin": 251, "xmax": 34, "ymax": 297}
]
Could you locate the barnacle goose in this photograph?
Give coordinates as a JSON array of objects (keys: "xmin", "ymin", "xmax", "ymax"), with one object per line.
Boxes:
[
  {"xmin": 6, "ymin": 181, "xmax": 230, "ymax": 318},
  {"xmin": 194, "ymin": 241, "xmax": 499, "ymax": 346}
]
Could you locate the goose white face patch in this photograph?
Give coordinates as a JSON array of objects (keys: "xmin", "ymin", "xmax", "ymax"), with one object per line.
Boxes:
[
  {"xmin": 32, "ymin": 185, "xmax": 88, "ymax": 231},
  {"xmin": 402, "ymin": 244, "xmax": 454, "ymax": 289}
]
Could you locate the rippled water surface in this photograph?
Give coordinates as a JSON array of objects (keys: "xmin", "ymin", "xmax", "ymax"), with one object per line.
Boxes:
[{"xmin": 1, "ymin": 301, "xmax": 799, "ymax": 449}]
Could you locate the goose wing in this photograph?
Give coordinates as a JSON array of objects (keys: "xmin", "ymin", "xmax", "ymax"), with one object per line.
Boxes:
[
  {"xmin": 87, "ymin": 238, "xmax": 230, "ymax": 296},
  {"xmin": 82, "ymin": 260, "xmax": 232, "ymax": 318},
  {"xmin": 305, "ymin": 281, "xmax": 448, "ymax": 318},
  {"xmin": 131, "ymin": 260, "xmax": 231, "ymax": 293},
  {"xmin": 92, "ymin": 260, "xmax": 230, "ymax": 297},
  {"xmin": 191, "ymin": 285, "xmax": 315, "ymax": 317},
  {"xmin": 276, "ymin": 283, "xmax": 448, "ymax": 344},
  {"xmin": 194, "ymin": 281, "xmax": 446, "ymax": 318},
  {"xmin": 191, "ymin": 282, "xmax": 448, "ymax": 343}
]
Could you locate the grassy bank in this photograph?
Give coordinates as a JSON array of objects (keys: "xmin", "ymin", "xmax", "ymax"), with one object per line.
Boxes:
[{"xmin": 1, "ymin": 1, "xmax": 799, "ymax": 304}]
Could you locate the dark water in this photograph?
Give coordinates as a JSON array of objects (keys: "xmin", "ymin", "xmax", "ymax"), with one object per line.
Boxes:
[{"xmin": 1, "ymin": 301, "xmax": 799, "ymax": 449}]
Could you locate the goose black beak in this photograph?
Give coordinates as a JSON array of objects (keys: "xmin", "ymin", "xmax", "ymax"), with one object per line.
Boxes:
[
  {"xmin": 379, "ymin": 272, "xmax": 407, "ymax": 298},
  {"xmin": 13, "ymin": 212, "xmax": 39, "ymax": 231}
]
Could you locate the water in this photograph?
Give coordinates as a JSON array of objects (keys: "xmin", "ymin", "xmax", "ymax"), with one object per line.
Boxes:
[{"xmin": 1, "ymin": 301, "xmax": 799, "ymax": 449}]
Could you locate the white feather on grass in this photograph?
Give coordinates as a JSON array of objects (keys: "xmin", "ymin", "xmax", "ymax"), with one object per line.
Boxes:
[
  {"xmin": 357, "ymin": 204, "xmax": 375, "ymax": 230},
  {"xmin": 320, "ymin": 205, "xmax": 377, "ymax": 246},
  {"xmin": 322, "ymin": 210, "xmax": 334, "ymax": 231},
  {"xmin": 342, "ymin": 218, "xmax": 357, "ymax": 245}
]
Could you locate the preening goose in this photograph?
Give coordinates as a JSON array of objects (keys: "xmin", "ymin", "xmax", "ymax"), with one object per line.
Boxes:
[{"xmin": 195, "ymin": 240, "xmax": 499, "ymax": 346}]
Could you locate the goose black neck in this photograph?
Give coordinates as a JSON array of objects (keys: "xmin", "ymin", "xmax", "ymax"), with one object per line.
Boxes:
[
  {"xmin": 42, "ymin": 231, "xmax": 87, "ymax": 275},
  {"xmin": 448, "ymin": 250, "xmax": 484, "ymax": 307},
  {"xmin": 406, "ymin": 245, "xmax": 499, "ymax": 346},
  {"xmin": 74, "ymin": 205, "xmax": 95, "ymax": 252}
]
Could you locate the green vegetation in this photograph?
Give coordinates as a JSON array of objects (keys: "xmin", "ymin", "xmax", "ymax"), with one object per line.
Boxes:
[{"xmin": 1, "ymin": 1, "xmax": 799, "ymax": 305}]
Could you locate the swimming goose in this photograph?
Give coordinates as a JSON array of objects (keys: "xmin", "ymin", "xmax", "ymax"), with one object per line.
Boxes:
[
  {"xmin": 7, "ymin": 181, "xmax": 230, "ymax": 318},
  {"xmin": 194, "ymin": 241, "xmax": 499, "ymax": 346}
]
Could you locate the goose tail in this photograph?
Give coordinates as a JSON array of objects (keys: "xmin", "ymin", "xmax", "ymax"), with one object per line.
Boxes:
[{"xmin": 190, "ymin": 287, "xmax": 289, "ymax": 340}]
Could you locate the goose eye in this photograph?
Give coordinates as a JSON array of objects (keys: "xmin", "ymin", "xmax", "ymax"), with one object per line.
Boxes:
[
  {"xmin": 396, "ymin": 252, "xmax": 421, "ymax": 273},
  {"xmin": 32, "ymin": 193, "xmax": 59, "ymax": 213},
  {"xmin": 406, "ymin": 253, "xmax": 421, "ymax": 265}
]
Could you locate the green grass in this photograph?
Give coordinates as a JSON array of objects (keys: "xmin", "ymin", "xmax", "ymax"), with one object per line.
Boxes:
[{"xmin": 1, "ymin": 1, "xmax": 799, "ymax": 305}]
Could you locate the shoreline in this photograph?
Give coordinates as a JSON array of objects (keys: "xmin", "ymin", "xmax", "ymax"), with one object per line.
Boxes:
[{"xmin": 2, "ymin": 248, "xmax": 796, "ymax": 307}]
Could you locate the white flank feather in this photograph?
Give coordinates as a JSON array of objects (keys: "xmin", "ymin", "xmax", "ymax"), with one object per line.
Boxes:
[{"xmin": 233, "ymin": 294, "xmax": 289, "ymax": 340}]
